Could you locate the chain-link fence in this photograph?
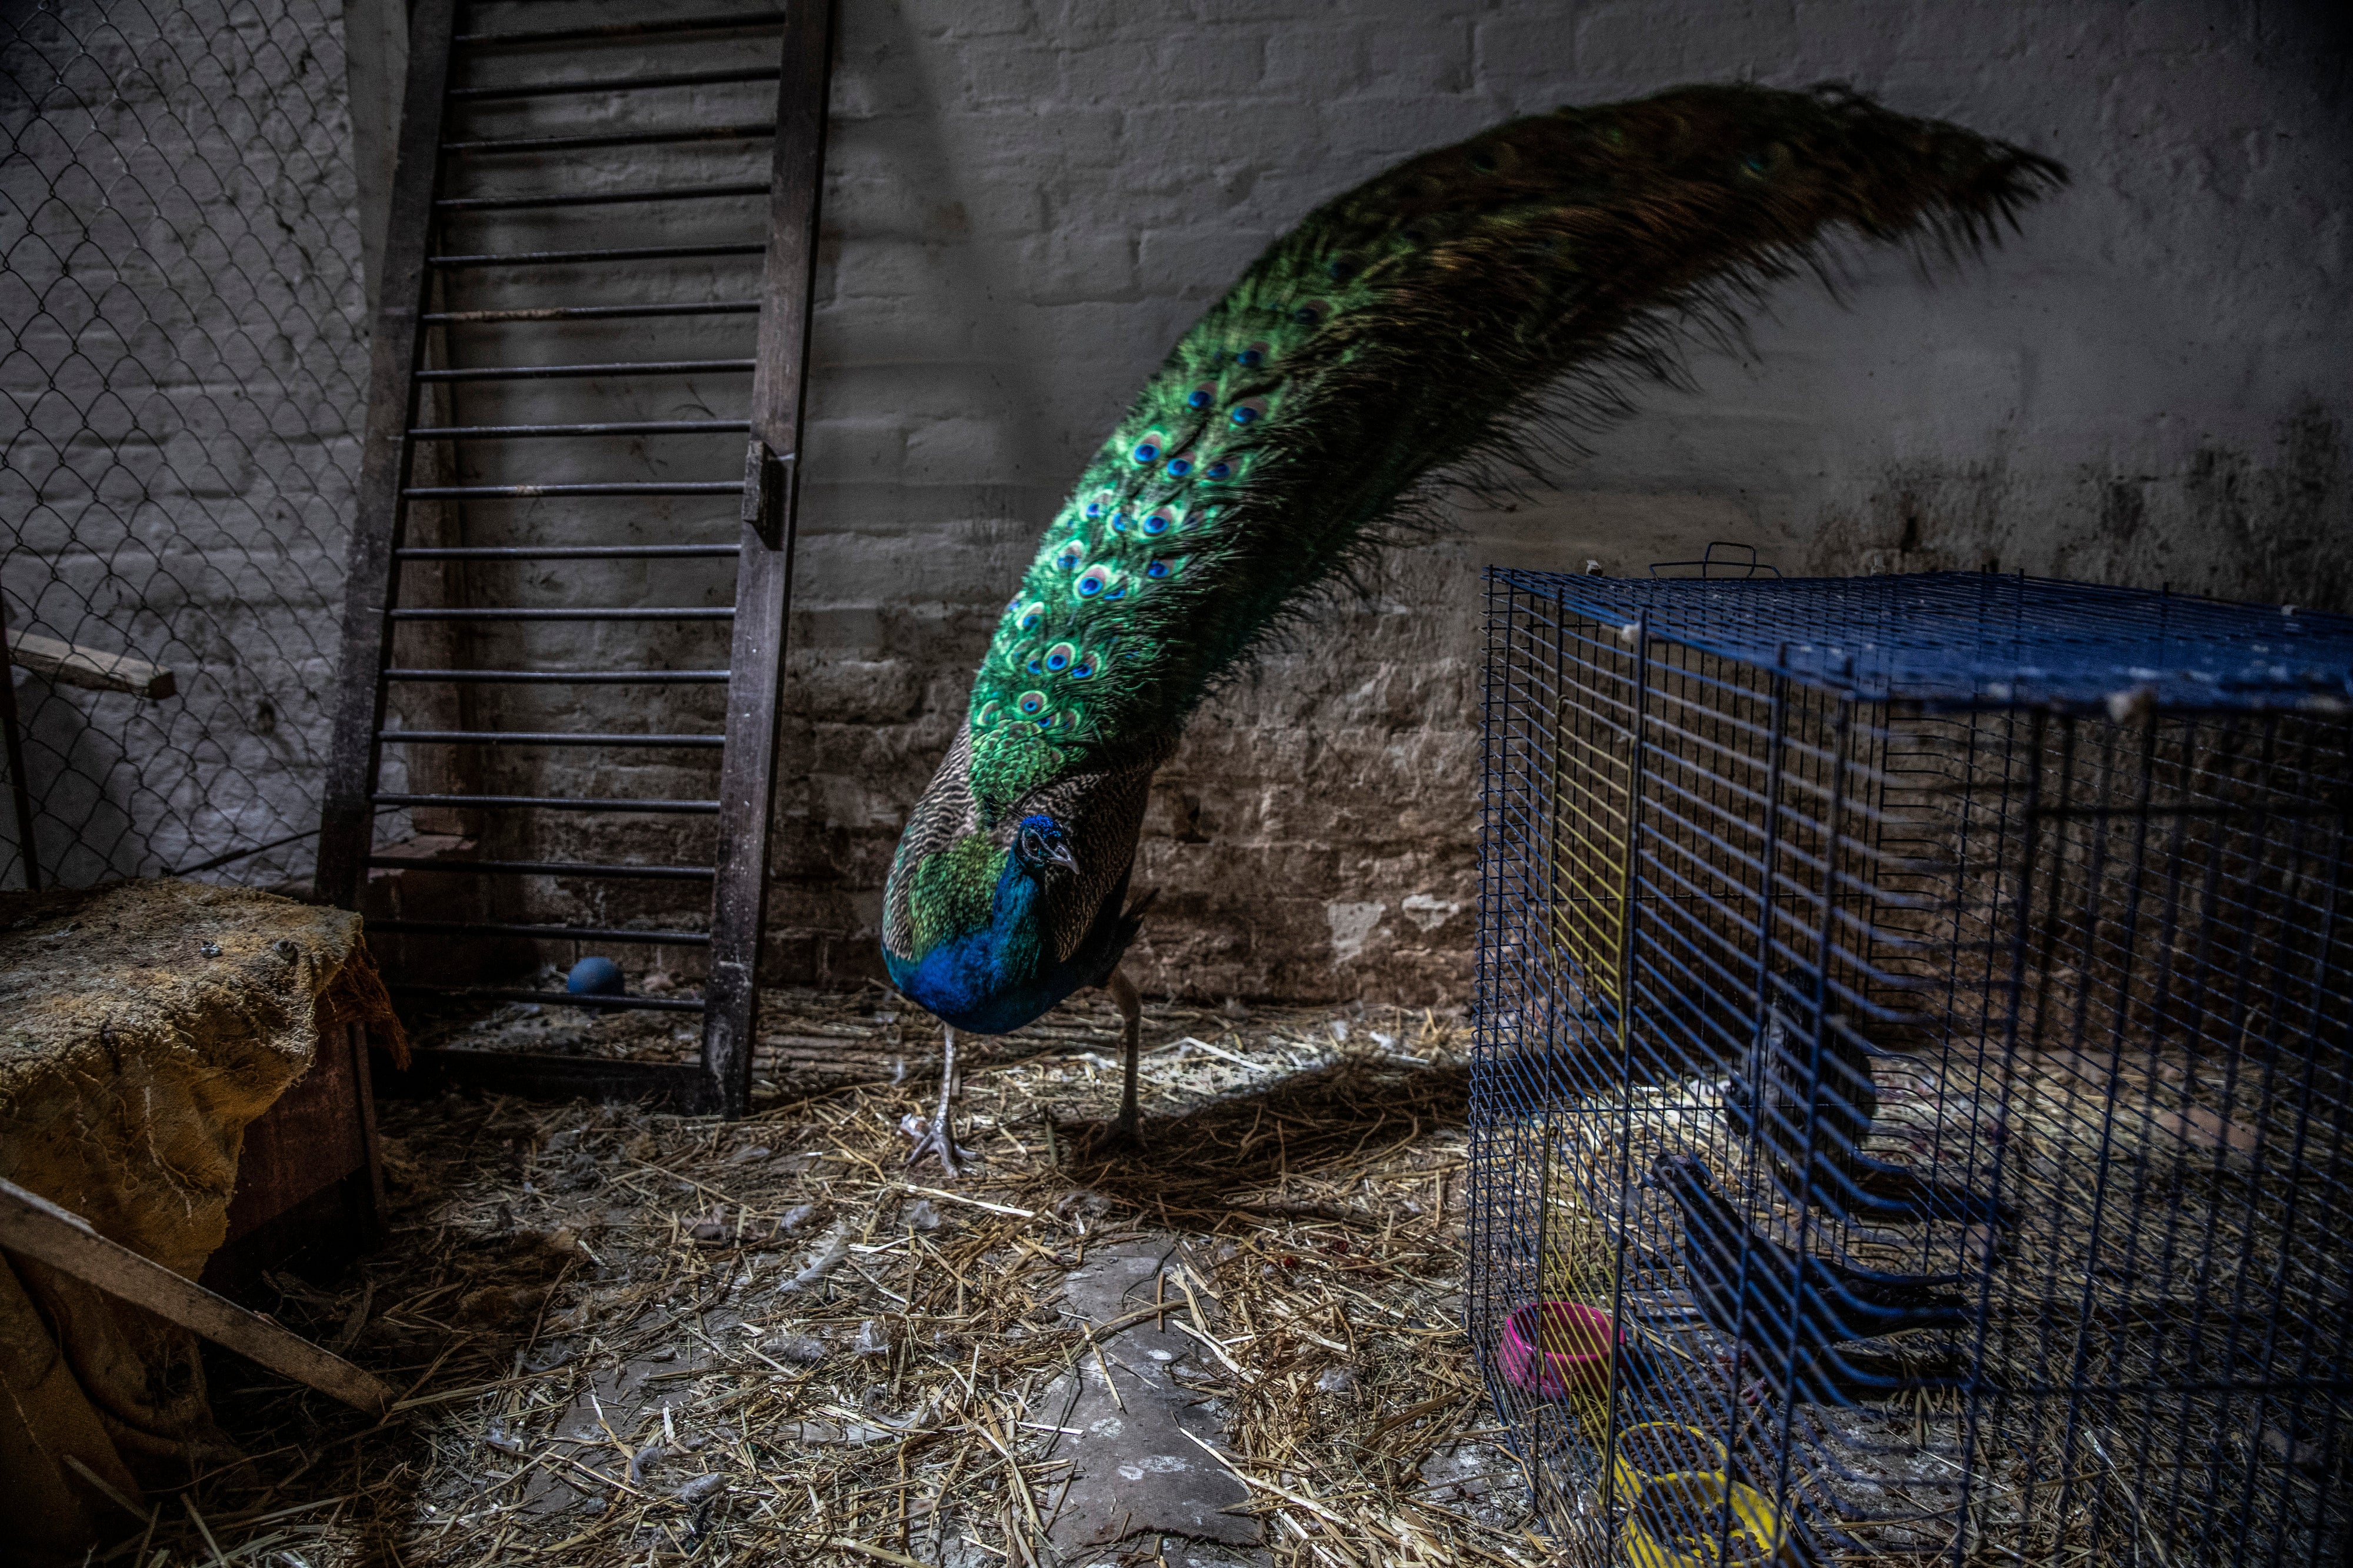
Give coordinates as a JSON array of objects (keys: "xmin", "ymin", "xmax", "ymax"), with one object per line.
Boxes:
[{"xmin": 1, "ymin": 0, "xmax": 368, "ymax": 891}]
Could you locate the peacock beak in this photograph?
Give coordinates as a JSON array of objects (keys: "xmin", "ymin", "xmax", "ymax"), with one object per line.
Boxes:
[{"xmin": 1046, "ymin": 841, "xmax": 1079, "ymax": 874}]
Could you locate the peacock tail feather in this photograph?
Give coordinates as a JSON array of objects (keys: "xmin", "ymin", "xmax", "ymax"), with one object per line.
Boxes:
[
  {"xmin": 882, "ymin": 81, "xmax": 2062, "ymax": 1025},
  {"xmin": 964, "ymin": 82, "xmax": 2061, "ymax": 775}
]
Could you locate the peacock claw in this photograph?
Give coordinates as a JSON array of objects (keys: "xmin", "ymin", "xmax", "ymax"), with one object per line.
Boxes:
[
  {"xmin": 901, "ymin": 1114, "xmax": 979, "ymax": 1177},
  {"xmin": 1091, "ymin": 1115, "xmax": 1145, "ymax": 1155}
]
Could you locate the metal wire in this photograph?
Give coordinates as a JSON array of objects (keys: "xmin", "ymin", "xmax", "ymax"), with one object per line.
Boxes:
[
  {"xmin": 1, "ymin": 0, "xmax": 367, "ymax": 890},
  {"xmin": 1474, "ymin": 569, "xmax": 2351, "ymax": 1566},
  {"xmin": 1511, "ymin": 568, "xmax": 2353, "ymax": 715}
]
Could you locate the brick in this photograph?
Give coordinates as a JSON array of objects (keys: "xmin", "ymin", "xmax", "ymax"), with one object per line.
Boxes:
[
  {"xmin": 1364, "ymin": 18, "xmax": 1477, "ymax": 95},
  {"xmin": 957, "ymin": 38, "xmax": 1067, "ymax": 106},
  {"xmin": 1014, "ymin": 228, "xmax": 1139, "ymax": 305},
  {"xmin": 905, "ymin": 0, "xmax": 1036, "ymax": 39},
  {"xmin": 1322, "ymin": 93, "xmax": 1497, "ymax": 163},
  {"xmin": 1119, "ymin": 101, "xmax": 1327, "ymax": 186},
  {"xmin": 1137, "ymin": 222, "xmax": 1279, "ymax": 295},
  {"xmin": 1140, "ymin": 31, "xmax": 1268, "ymax": 99}
]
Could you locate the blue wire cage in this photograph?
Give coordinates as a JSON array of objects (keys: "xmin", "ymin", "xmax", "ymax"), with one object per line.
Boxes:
[{"xmin": 1472, "ymin": 569, "xmax": 2351, "ymax": 1565}]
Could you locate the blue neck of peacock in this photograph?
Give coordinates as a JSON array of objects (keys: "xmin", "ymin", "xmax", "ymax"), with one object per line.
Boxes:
[{"xmin": 986, "ymin": 856, "xmax": 1048, "ymax": 982}]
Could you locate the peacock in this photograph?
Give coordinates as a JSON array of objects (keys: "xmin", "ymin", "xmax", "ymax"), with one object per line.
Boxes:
[{"xmin": 881, "ymin": 82, "xmax": 2063, "ymax": 1173}]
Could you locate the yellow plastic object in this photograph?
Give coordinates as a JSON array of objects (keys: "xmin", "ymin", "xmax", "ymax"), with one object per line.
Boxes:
[
  {"xmin": 1622, "ymin": 1471, "xmax": 1798, "ymax": 1567},
  {"xmin": 1610, "ymin": 1423, "xmax": 1729, "ymax": 1502}
]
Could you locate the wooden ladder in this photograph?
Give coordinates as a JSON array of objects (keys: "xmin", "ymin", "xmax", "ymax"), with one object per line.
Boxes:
[{"xmin": 316, "ymin": 0, "xmax": 831, "ymax": 1116}]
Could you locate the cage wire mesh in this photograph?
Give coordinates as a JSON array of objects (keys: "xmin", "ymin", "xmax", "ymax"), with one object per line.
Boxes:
[
  {"xmin": 1472, "ymin": 569, "xmax": 2352, "ymax": 1566},
  {"xmin": 1, "ymin": 0, "xmax": 368, "ymax": 891}
]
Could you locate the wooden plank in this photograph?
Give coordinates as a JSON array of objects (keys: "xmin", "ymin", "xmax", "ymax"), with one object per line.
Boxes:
[
  {"xmin": 0, "ymin": 1177, "xmax": 394, "ymax": 1416},
  {"xmin": 315, "ymin": 0, "xmax": 459, "ymax": 910},
  {"xmin": 701, "ymin": 0, "xmax": 834, "ymax": 1119},
  {"xmin": 222, "ymin": 1022, "xmax": 373, "ymax": 1250},
  {"xmin": 2, "ymin": 632, "xmax": 176, "ymax": 699},
  {"xmin": 0, "ymin": 598, "xmax": 38, "ymax": 890},
  {"xmin": 345, "ymin": 1019, "xmax": 389, "ymax": 1235}
]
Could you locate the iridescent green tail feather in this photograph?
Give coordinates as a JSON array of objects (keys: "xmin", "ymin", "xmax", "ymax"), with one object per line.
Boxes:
[{"xmin": 965, "ymin": 83, "xmax": 2062, "ymax": 779}]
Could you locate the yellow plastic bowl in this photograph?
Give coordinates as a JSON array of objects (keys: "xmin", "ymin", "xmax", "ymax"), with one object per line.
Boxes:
[
  {"xmin": 1610, "ymin": 1423, "xmax": 1729, "ymax": 1502},
  {"xmin": 1623, "ymin": 1471, "xmax": 1798, "ymax": 1568}
]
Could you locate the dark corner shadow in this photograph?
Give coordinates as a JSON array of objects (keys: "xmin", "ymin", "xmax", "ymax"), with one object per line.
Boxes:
[{"xmin": 194, "ymin": 1331, "xmax": 431, "ymax": 1568}]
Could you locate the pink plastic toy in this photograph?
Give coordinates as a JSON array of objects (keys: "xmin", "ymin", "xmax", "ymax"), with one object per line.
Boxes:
[{"xmin": 1500, "ymin": 1300, "xmax": 1618, "ymax": 1399}]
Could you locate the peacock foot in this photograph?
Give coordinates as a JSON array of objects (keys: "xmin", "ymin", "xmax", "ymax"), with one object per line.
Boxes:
[
  {"xmin": 1088, "ymin": 1113, "xmax": 1146, "ymax": 1155},
  {"xmin": 899, "ymin": 1112, "xmax": 979, "ymax": 1177}
]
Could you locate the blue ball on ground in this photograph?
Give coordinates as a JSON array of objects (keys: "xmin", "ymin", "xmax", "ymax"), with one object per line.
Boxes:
[{"xmin": 566, "ymin": 956, "xmax": 625, "ymax": 997}]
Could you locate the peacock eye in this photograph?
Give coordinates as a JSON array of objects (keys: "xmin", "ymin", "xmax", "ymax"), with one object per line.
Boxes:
[
  {"xmin": 1164, "ymin": 456, "xmax": 1192, "ymax": 478},
  {"xmin": 1102, "ymin": 576, "xmax": 1128, "ymax": 600},
  {"xmin": 1017, "ymin": 690, "xmax": 1046, "ymax": 716},
  {"xmin": 1140, "ymin": 508, "xmax": 1174, "ymax": 536},
  {"xmin": 1131, "ymin": 430, "xmax": 1166, "ymax": 464},
  {"xmin": 1186, "ymin": 382, "xmax": 1217, "ymax": 410},
  {"xmin": 1234, "ymin": 341, "xmax": 1271, "ymax": 368},
  {"xmin": 1044, "ymin": 642, "xmax": 1075, "ymax": 672},
  {"xmin": 1083, "ymin": 499, "xmax": 1103, "ymax": 519},
  {"xmin": 1109, "ymin": 512, "xmax": 1130, "ymax": 532},
  {"xmin": 1291, "ymin": 298, "xmax": 1327, "ymax": 326},
  {"xmin": 1017, "ymin": 601, "xmax": 1045, "ymax": 631},
  {"xmin": 1230, "ymin": 398, "xmax": 1268, "ymax": 426},
  {"xmin": 1054, "ymin": 545, "xmax": 1083, "ymax": 570},
  {"xmin": 1070, "ymin": 658, "xmax": 1094, "ymax": 680},
  {"xmin": 1145, "ymin": 559, "xmax": 1170, "ymax": 579},
  {"xmin": 1203, "ymin": 460, "xmax": 1232, "ymax": 481},
  {"xmin": 976, "ymin": 700, "xmax": 1000, "ymax": 726},
  {"xmin": 1075, "ymin": 567, "xmax": 1111, "ymax": 598}
]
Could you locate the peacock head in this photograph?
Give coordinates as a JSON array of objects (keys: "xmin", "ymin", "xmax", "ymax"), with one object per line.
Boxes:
[{"xmin": 1012, "ymin": 813, "xmax": 1078, "ymax": 878}]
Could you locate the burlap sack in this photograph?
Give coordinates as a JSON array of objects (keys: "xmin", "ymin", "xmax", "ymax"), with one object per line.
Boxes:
[{"xmin": 0, "ymin": 879, "xmax": 401, "ymax": 1560}]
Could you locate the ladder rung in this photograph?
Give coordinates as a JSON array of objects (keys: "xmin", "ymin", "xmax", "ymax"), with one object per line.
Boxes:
[
  {"xmin": 377, "ymin": 729, "xmax": 725, "ymax": 748},
  {"xmin": 368, "ymin": 856, "xmax": 715, "ymax": 880},
  {"xmin": 421, "ymin": 301, "xmax": 758, "ymax": 325},
  {"xmin": 388, "ymin": 607, "xmax": 733, "ymax": 622},
  {"xmin": 371, "ymin": 919, "xmax": 712, "ymax": 946},
  {"xmin": 444, "ymin": 124, "xmax": 775, "ymax": 156},
  {"xmin": 447, "ymin": 68, "xmax": 780, "ymax": 103},
  {"xmin": 454, "ymin": 13, "xmax": 786, "ymax": 47},
  {"xmin": 410, "ymin": 420, "xmax": 752, "ymax": 440},
  {"xmin": 373, "ymin": 792, "xmax": 722, "ymax": 814},
  {"xmin": 437, "ymin": 182, "xmax": 769, "ymax": 213},
  {"xmin": 415, "ymin": 359, "xmax": 752, "ymax": 382},
  {"xmin": 402, "ymin": 481, "xmax": 744, "ymax": 499},
  {"xmin": 429, "ymin": 241, "xmax": 765, "ymax": 269},
  {"xmin": 390, "ymin": 985, "xmax": 708, "ymax": 1015},
  {"xmin": 396, "ymin": 544, "xmax": 741, "ymax": 560},
  {"xmin": 382, "ymin": 669, "xmax": 731, "ymax": 684}
]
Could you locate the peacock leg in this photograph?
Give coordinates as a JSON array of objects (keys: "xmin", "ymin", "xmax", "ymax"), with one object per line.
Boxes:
[
  {"xmin": 1108, "ymin": 968, "xmax": 1143, "ymax": 1146},
  {"xmin": 905, "ymin": 1023, "xmax": 980, "ymax": 1176}
]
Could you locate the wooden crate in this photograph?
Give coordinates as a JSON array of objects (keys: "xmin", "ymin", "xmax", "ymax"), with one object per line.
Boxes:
[{"xmin": 201, "ymin": 1020, "xmax": 385, "ymax": 1297}]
